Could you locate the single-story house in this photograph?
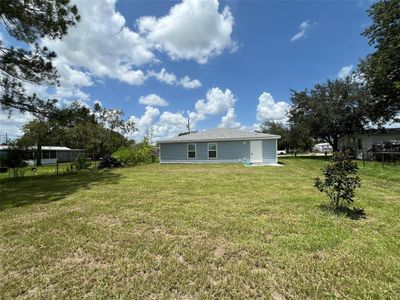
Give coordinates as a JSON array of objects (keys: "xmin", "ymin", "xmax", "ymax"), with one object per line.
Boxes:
[
  {"xmin": 0, "ymin": 145, "xmax": 85, "ymax": 165},
  {"xmin": 339, "ymin": 128, "xmax": 400, "ymax": 159},
  {"xmin": 157, "ymin": 128, "xmax": 280, "ymax": 165}
]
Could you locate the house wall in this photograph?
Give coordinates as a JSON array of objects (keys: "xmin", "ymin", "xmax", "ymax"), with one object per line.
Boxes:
[
  {"xmin": 160, "ymin": 140, "xmax": 251, "ymax": 163},
  {"xmin": 160, "ymin": 139, "xmax": 278, "ymax": 164},
  {"xmin": 262, "ymin": 139, "xmax": 277, "ymax": 164},
  {"xmin": 56, "ymin": 150, "xmax": 85, "ymax": 163}
]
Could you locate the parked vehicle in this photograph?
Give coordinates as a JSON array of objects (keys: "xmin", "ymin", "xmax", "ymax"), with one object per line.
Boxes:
[
  {"xmin": 313, "ymin": 143, "xmax": 333, "ymax": 153},
  {"xmin": 277, "ymin": 149, "xmax": 286, "ymax": 155}
]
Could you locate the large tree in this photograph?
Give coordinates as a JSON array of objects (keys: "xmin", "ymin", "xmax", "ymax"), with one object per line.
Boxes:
[
  {"xmin": 17, "ymin": 103, "xmax": 92, "ymax": 165},
  {"xmin": 259, "ymin": 121, "xmax": 290, "ymax": 150},
  {"xmin": 358, "ymin": 0, "xmax": 400, "ymax": 123},
  {"xmin": 288, "ymin": 77, "xmax": 370, "ymax": 151},
  {"xmin": 259, "ymin": 120, "xmax": 313, "ymax": 152},
  {"xmin": 0, "ymin": 0, "xmax": 80, "ymax": 116},
  {"xmin": 18, "ymin": 102, "xmax": 136, "ymax": 164}
]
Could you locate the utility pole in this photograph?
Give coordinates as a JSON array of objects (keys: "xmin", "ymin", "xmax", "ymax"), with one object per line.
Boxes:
[{"xmin": 186, "ymin": 116, "xmax": 191, "ymax": 133}]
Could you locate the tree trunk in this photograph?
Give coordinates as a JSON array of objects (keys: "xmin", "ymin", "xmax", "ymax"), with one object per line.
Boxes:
[
  {"xmin": 36, "ymin": 144, "xmax": 42, "ymax": 166},
  {"xmin": 333, "ymin": 136, "xmax": 339, "ymax": 152}
]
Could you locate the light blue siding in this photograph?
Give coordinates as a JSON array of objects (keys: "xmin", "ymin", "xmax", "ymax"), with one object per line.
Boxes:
[
  {"xmin": 262, "ymin": 139, "xmax": 277, "ymax": 164},
  {"xmin": 160, "ymin": 140, "xmax": 251, "ymax": 163}
]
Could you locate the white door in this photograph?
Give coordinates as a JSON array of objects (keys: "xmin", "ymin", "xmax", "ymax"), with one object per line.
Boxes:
[{"xmin": 250, "ymin": 140, "xmax": 263, "ymax": 163}]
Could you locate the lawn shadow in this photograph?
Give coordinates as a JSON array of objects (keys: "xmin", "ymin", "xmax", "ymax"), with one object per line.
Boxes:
[
  {"xmin": 318, "ymin": 204, "xmax": 367, "ymax": 220},
  {"xmin": 0, "ymin": 170, "xmax": 122, "ymax": 211},
  {"xmin": 283, "ymin": 155, "xmax": 331, "ymax": 161}
]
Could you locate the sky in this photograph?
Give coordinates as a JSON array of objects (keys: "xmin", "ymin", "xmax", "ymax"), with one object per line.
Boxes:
[{"xmin": 0, "ymin": 0, "xmax": 385, "ymax": 142}]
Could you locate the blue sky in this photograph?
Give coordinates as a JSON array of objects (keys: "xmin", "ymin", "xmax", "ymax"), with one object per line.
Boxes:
[{"xmin": 0, "ymin": 0, "xmax": 376, "ymax": 141}]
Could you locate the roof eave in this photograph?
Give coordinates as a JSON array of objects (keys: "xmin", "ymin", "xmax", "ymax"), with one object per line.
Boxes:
[{"xmin": 157, "ymin": 135, "xmax": 281, "ymax": 144}]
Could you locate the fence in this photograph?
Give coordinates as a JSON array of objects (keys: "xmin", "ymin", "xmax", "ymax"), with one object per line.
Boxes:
[{"xmin": 0, "ymin": 159, "xmax": 99, "ymax": 180}]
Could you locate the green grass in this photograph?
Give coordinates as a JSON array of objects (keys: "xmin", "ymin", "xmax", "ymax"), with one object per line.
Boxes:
[{"xmin": 0, "ymin": 158, "xmax": 399, "ymax": 299}]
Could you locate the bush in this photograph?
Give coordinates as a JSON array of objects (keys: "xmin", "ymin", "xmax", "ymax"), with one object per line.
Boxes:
[
  {"xmin": 112, "ymin": 139, "xmax": 154, "ymax": 166},
  {"xmin": 65, "ymin": 156, "xmax": 92, "ymax": 173},
  {"xmin": 314, "ymin": 151, "xmax": 361, "ymax": 211},
  {"xmin": 73, "ymin": 156, "xmax": 92, "ymax": 170}
]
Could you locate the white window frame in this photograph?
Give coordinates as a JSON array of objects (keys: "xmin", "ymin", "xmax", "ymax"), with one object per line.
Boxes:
[
  {"xmin": 207, "ymin": 142, "xmax": 218, "ymax": 159},
  {"xmin": 187, "ymin": 143, "xmax": 196, "ymax": 159}
]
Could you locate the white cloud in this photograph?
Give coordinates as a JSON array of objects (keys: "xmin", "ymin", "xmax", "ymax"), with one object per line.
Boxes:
[
  {"xmin": 291, "ymin": 20, "xmax": 314, "ymax": 42},
  {"xmin": 195, "ymin": 87, "xmax": 236, "ymax": 116},
  {"xmin": 147, "ymin": 68, "xmax": 202, "ymax": 89},
  {"xmin": 138, "ymin": 94, "xmax": 169, "ymax": 107},
  {"xmin": 138, "ymin": 0, "xmax": 236, "ymax": 64},
  {"xmin": 129, "ymin": 106, "xmax": 160, "ymax": 138},
  {"xmin": 0, "ymin": 110, "xmax": 34, "ymax": 140},
  {"xmin": 152, "ymin": 111, "xmax": 188, "ymax": 141},
  {"xmin": 218, "ymin": 107, "xmax": 241, "ymax": 128},
  {"xmin": 42, "ymin": 0, "xmax": 153, "ymax": 86},
  {"xmin": 179, "ymin": 76, "xmax": 202, "ymax": 89},
  {"xmin": 256, "ymin": 92, "xmax": 290, "ymax": 123},
  {"xmin": 128, "ymin": 87, "xmax": 239, "ymax": 141},
  {"xmin": 147, "ymin": 68, "xmax": 177, "ymax": 85},
  {"xmin": 337, "ymin": 65, "xmax": 354, "ymax": 79}
]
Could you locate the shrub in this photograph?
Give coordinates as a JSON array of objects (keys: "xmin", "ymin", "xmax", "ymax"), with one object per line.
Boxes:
[
  {"xmin": 314, "ymin": 151, "xmax": 361, "ymax": 211},
  {"xmin": 73, "ymin": 156, "xmax": 92, "ymax": 170},
  {"xmin": 66, "ymin": 156, "xmax": 92, "ymax": 173},
  {"xmin": 112, "ymin": 138, "xmax": 154, "ymax": 166}
]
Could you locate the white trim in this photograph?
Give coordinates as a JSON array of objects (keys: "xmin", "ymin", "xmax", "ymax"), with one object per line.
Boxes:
[
  {"xmin": 187, "ymin": 143, "xmax": 196, "ymax": 159},
  {"xmin": 207, "ymin": 142, "xmax": 218, "ymax": 159},
  {"xmin": 158, "ymin": 136, "xmax": 280, "ymax": 144}
]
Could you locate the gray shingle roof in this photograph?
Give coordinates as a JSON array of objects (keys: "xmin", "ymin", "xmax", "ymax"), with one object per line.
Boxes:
[{"xmin": 157, "ymin": 128, "xmax": 280, "ymax": 143}]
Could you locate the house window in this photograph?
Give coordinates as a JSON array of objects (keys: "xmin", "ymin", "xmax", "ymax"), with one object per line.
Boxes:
[
  {"xmin": 187, "ymin": 143, "xmax": 196, "ymax": 159},
  {"xmin": 42, "ymin": 150, "xmax": 57, "ymax": 159},
  {"xmin": 50, "ymin": 150, "xmax": 57, "ymax": 159},
  {"xmin": 208, "ymin": 143, "xmax": 217, "ymax": 159}
]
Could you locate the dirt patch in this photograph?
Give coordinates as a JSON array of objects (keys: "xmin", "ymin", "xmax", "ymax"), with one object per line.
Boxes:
[
  {"xmin": 61, "ymin": 248, "xmax": 109, "ymax": 270},
  {"xmin": 213, "ymin": 246, "xmax": 225, "ymax": 258}
]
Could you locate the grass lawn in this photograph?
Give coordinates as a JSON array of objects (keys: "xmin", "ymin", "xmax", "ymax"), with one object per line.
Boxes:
[{"xmin": 0, "ymin": 158, "xmax": 399, "ymax": 299}]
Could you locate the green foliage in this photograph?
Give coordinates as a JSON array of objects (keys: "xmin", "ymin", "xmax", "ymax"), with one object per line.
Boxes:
[
  {"xmin": 358, "ymin": 0, "xmax": 400, "ymax": 124},
  {"xmin": 0, "ymin": 142, "xmax": 27, "ymax": 168},
  {"xmin": 315, "ymin": 151, "xmax": 361, "ymax": 211},
  {"xmin": 112, "ymin": 139, "xmax": 154, "ymax": 166},
  {"xmin": 65, "ymin": 156, "xmax": 92, "ymax": 174},
  {"xmin": 72, "ymin": 156, "xmax": 92, "ymax": 171},
  {"xmin": 289, "ymin": 78, "xmax": 371, "ymax": 151},
  {"xmin": 259, "ymin": 121, "xmax": 313, "ymax": 152},
  {"xmin": 0, "ymin": 0, "xmax": 80, "ymax": 116},
  {"xmin": 17, "ymin": 102, "xmax": 136, "ymax": 162}
]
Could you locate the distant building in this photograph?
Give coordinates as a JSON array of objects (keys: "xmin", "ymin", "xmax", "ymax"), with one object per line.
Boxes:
[
  {"xmin": 338, "ymin": 128, "xmax": 400, "ymax": 159},
  {"xmin": 313, "ymin": 143, "xmax": 333, "ymax": 153},
  {"xmin": 0, "ymin": 145, "xmax": 85, "ymax": 165}
]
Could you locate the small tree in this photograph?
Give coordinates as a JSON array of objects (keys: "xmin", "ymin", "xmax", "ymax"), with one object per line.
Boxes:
[{"xmin": 314, "ymin": 151, "xmax": 361, "ymax": 211}]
